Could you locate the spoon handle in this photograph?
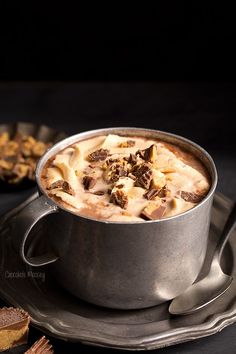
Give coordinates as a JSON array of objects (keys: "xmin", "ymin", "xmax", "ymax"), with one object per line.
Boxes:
[{"xmin": 215, "ymin": 202, "xmax": 236, "ymax": 261}]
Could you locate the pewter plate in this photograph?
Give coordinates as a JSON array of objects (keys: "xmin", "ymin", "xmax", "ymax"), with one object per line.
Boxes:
[{"xmin": 0, "ymin": 193, "xmax": 235, "ymax": 351}]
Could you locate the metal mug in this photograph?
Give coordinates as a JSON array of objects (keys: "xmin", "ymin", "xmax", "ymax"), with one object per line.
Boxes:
[{"xmin": 12, "ymin": 128, "xmax": 217, "ymax": 309}]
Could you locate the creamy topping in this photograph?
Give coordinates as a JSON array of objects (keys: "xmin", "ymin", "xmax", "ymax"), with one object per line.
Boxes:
[{"xmin": 41, "ymin": 134, "xmax": 210, "ymax": 222}]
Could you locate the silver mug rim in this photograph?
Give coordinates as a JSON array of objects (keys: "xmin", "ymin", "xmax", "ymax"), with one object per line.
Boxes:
[{"xmin": 36, "ymin": 127, "xmax": 218, "ymax": 224}]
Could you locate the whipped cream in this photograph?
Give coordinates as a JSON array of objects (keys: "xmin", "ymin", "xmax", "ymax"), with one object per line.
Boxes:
[{"xmin": 41, "ymin": 134, "xmax": 210, "ymax": 222}]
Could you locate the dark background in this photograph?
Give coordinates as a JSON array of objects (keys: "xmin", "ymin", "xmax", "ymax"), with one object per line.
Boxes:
[
  {"xmin": 1, "ymin": 3, "xmax": 236, "ymax": 80},
  {"xmin": 1, "ymin": 4, "xmax": 236, "ymax": 354}
]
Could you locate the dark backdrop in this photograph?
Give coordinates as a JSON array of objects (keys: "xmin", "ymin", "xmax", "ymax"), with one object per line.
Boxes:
[{"xmin": 1, "ymin": 4, "xmax": 236, "ymax": 80}]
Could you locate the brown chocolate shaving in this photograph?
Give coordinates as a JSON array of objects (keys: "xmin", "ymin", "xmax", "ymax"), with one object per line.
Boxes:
[
  {"xmin": 127, "ymin": 140, "xmax": 136, "ymax": 146},
  {"xmin": 132, "ymin": 163, "xmax": 151, "ymax": 177},
  {"xmin": 136, "ymin": 149, "xmax": 146, "ymax": 160},
  {"xmin": 83, "ymin": 176, "xmax": 96, "ymax": 190},
  {"xmin": 25, "ymin": 336, "xmax": 54, "ymax": 354},
  {"xmin": 110, "ymin": 174, "xmax": 119, "ymax": 183},
  {"xmin": 128, "ymin": 153, "xmax": 137, "ymax": 164},
  {"xmin": 93, "ymin": 190, "xmax": 105, "ymax": 195},
  {"xmin": 59, "ymin": 181, "xmax": 75, "ymax": 196},
  {"xmin": 140, "ymin": 205, "xmax": 166, "ymax": 220},
  {"xmin": 110, "ymin": 190, "xmax": 128, "ymax": 209},
  {"xmin": 118, "ymin": 140, "xmax": 136, "ymax": 148},
  {"xmin": 136, "ymin": 144, "xmax": 157, "ymax": 163},
  {"xmin": 128, "ymin": 173, "xmax": 136, "ymax": 180},
  {"xmin": 106, "ymin": 163, "xmax": 128, "ymax": 183},
  {"xmin": 48, "ymin": 180, "xmax": 64, "ymax": 190},
  {"xmin": 180, "ymin": 191, "xmax": 205, "ymax": 203},
  {"xmin": 134, "ymin": 164, "xmax": 153, "ymax": 189},
  {"xmin": 117, "ymin": 167, "xmax": 127, "ymax": 177},
  {"xmin": 144, "ymin": 186, "xmax": 169, "ymax": 200},
  {"xmin": 135, "ymin": 171, "xmax": 153, "ymax": 189},
  {"xmin": 116, "ymin": 184, "xmax": 124, "ymax": 189},
  {"xmin": 49, "ymin": 180, "xmax": 75, "ymax": 196},
  {"xmin": 143, "ymin": 188, "xmax": 159, "ymax": 200},
  {"xmin": 106, "ymin": 158, "xmax": 119, "ymax": 165},
  {"xmin": 87, "ymin": 148, "xmax": 109, "ymax": 162},
  {"xmin": 157, "ymin": 186, "xmax": 169, "ymax": 198}
]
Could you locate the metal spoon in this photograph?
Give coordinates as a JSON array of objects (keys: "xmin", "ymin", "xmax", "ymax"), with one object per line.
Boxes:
[{"xmin": 169, "ymin": 202, "xmax": 236, "ymax": 315}]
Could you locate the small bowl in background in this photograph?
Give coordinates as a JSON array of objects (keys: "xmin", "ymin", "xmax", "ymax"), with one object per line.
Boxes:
[{"xmin": 0, "ymin": 122, "xmax": 67, "ymax": 192}]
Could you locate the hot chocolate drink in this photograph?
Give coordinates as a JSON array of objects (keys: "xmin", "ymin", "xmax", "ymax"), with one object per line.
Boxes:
[{"xmin": 41, "ymin": 134, "xmax": 210, "ymax": 221}]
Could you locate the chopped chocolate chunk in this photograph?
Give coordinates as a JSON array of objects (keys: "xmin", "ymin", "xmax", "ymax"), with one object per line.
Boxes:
[
  {"xmin": 127, "ymin": 140, "xmax": 136, "ymax": 146},
  {"xmin": 147, "ymin": 144, "xmax": 158, "ymax": 163},
  {"xmin": 102, "ymin": 158, "xmax": 119, "ymax": 170},
  {"xmin": 110, "ymin": 174, "xmax": 119, "ymax": 183},
  {"xmin": 48, "ymin": 180, "xmax": 75, "ymax": 196},
  {"xmin": 0, "ymin": 307, "xmax": 30, "ymax": 352},
  {"xmin": 180, "ymin": 191, "xmax": 205, "ymax": 203},
  {"xmin": 136, "ymin": 170, "xmax": 153, "ymax": 189},
  {"xmin": 107, "ymin": 188, "xmax": 112, "ymax": 195},
  {"xmin": 103, "ymin": 162, "xmax": 128, "ymax": 183},
  {"xmin": 136, "ymin": 149, "xmax": 146, "ymax": 160},
  {"xmin": 107, "ymin": 158, "xmax": 119, "ymax": 165},
  {"xmin": 83, "ymin": 175, "xmax": 96, "ymax": 190},
  {"xmin": 128, "ymin": 173, "xmax": 136, "ymax": 180},
  {"xmin": 132, "ymin": 163, "xmax": 151, "ymax": 177},
  {"xmin": 116, "ymin": 184, "xmax": 124, "ymax": 189},
  {"xmin": 118, "ymin": 140, "xmax": 136, "ymax": 148},
  {"xmin": 157, "ymin": 186, "xmax": 169, "ymax": 198},
  {"xmin": 136, "ymin": 144, "xmax": 157, "ymax": 163},
  {"xmin": 87, "ymin": 148, "xmax": 109, "ymax": 162},
  {"xmin": 144, "ymin": 186, "xmax": 169, "ymax": 200},
  {"xmin": 25, "ymin": 336, "xmax": 54, "ymax": 354},
  {"xmin": 60, "ymin": 181, "xmax": 75, "ymax": 196},
  {"xmin": 48, "ymin": 179, "xmax": 64, "ymax": 190},
  {"xmin": 140, "ymin": 203, "xmax": 166, "ymax": 220},
  {"xmin": 143, "ymin": 188, "xmax": 159, "ymax": 200},
  {"xmin": 110, "ymin": 190, "xmax": 128, "ymax": 209},
  {"xmin": 128, "ymin": 153, "xmax": 137, "ymax": 164},
  {"xmin": 117, "ymin": 167, "xmax": 127, "ymax": 177},
  {"xmin": 93, "ymin": 190, "xmax": 105, "ymax": 195},
  {"xmin": 134, "ymin": 163, "xmax": 153, "ymax": 189}
]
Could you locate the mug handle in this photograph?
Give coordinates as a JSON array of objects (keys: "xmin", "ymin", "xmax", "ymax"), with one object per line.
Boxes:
[{"xmin": 12, "ymin": 194, "xmax": 60, "ymax": 267}]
